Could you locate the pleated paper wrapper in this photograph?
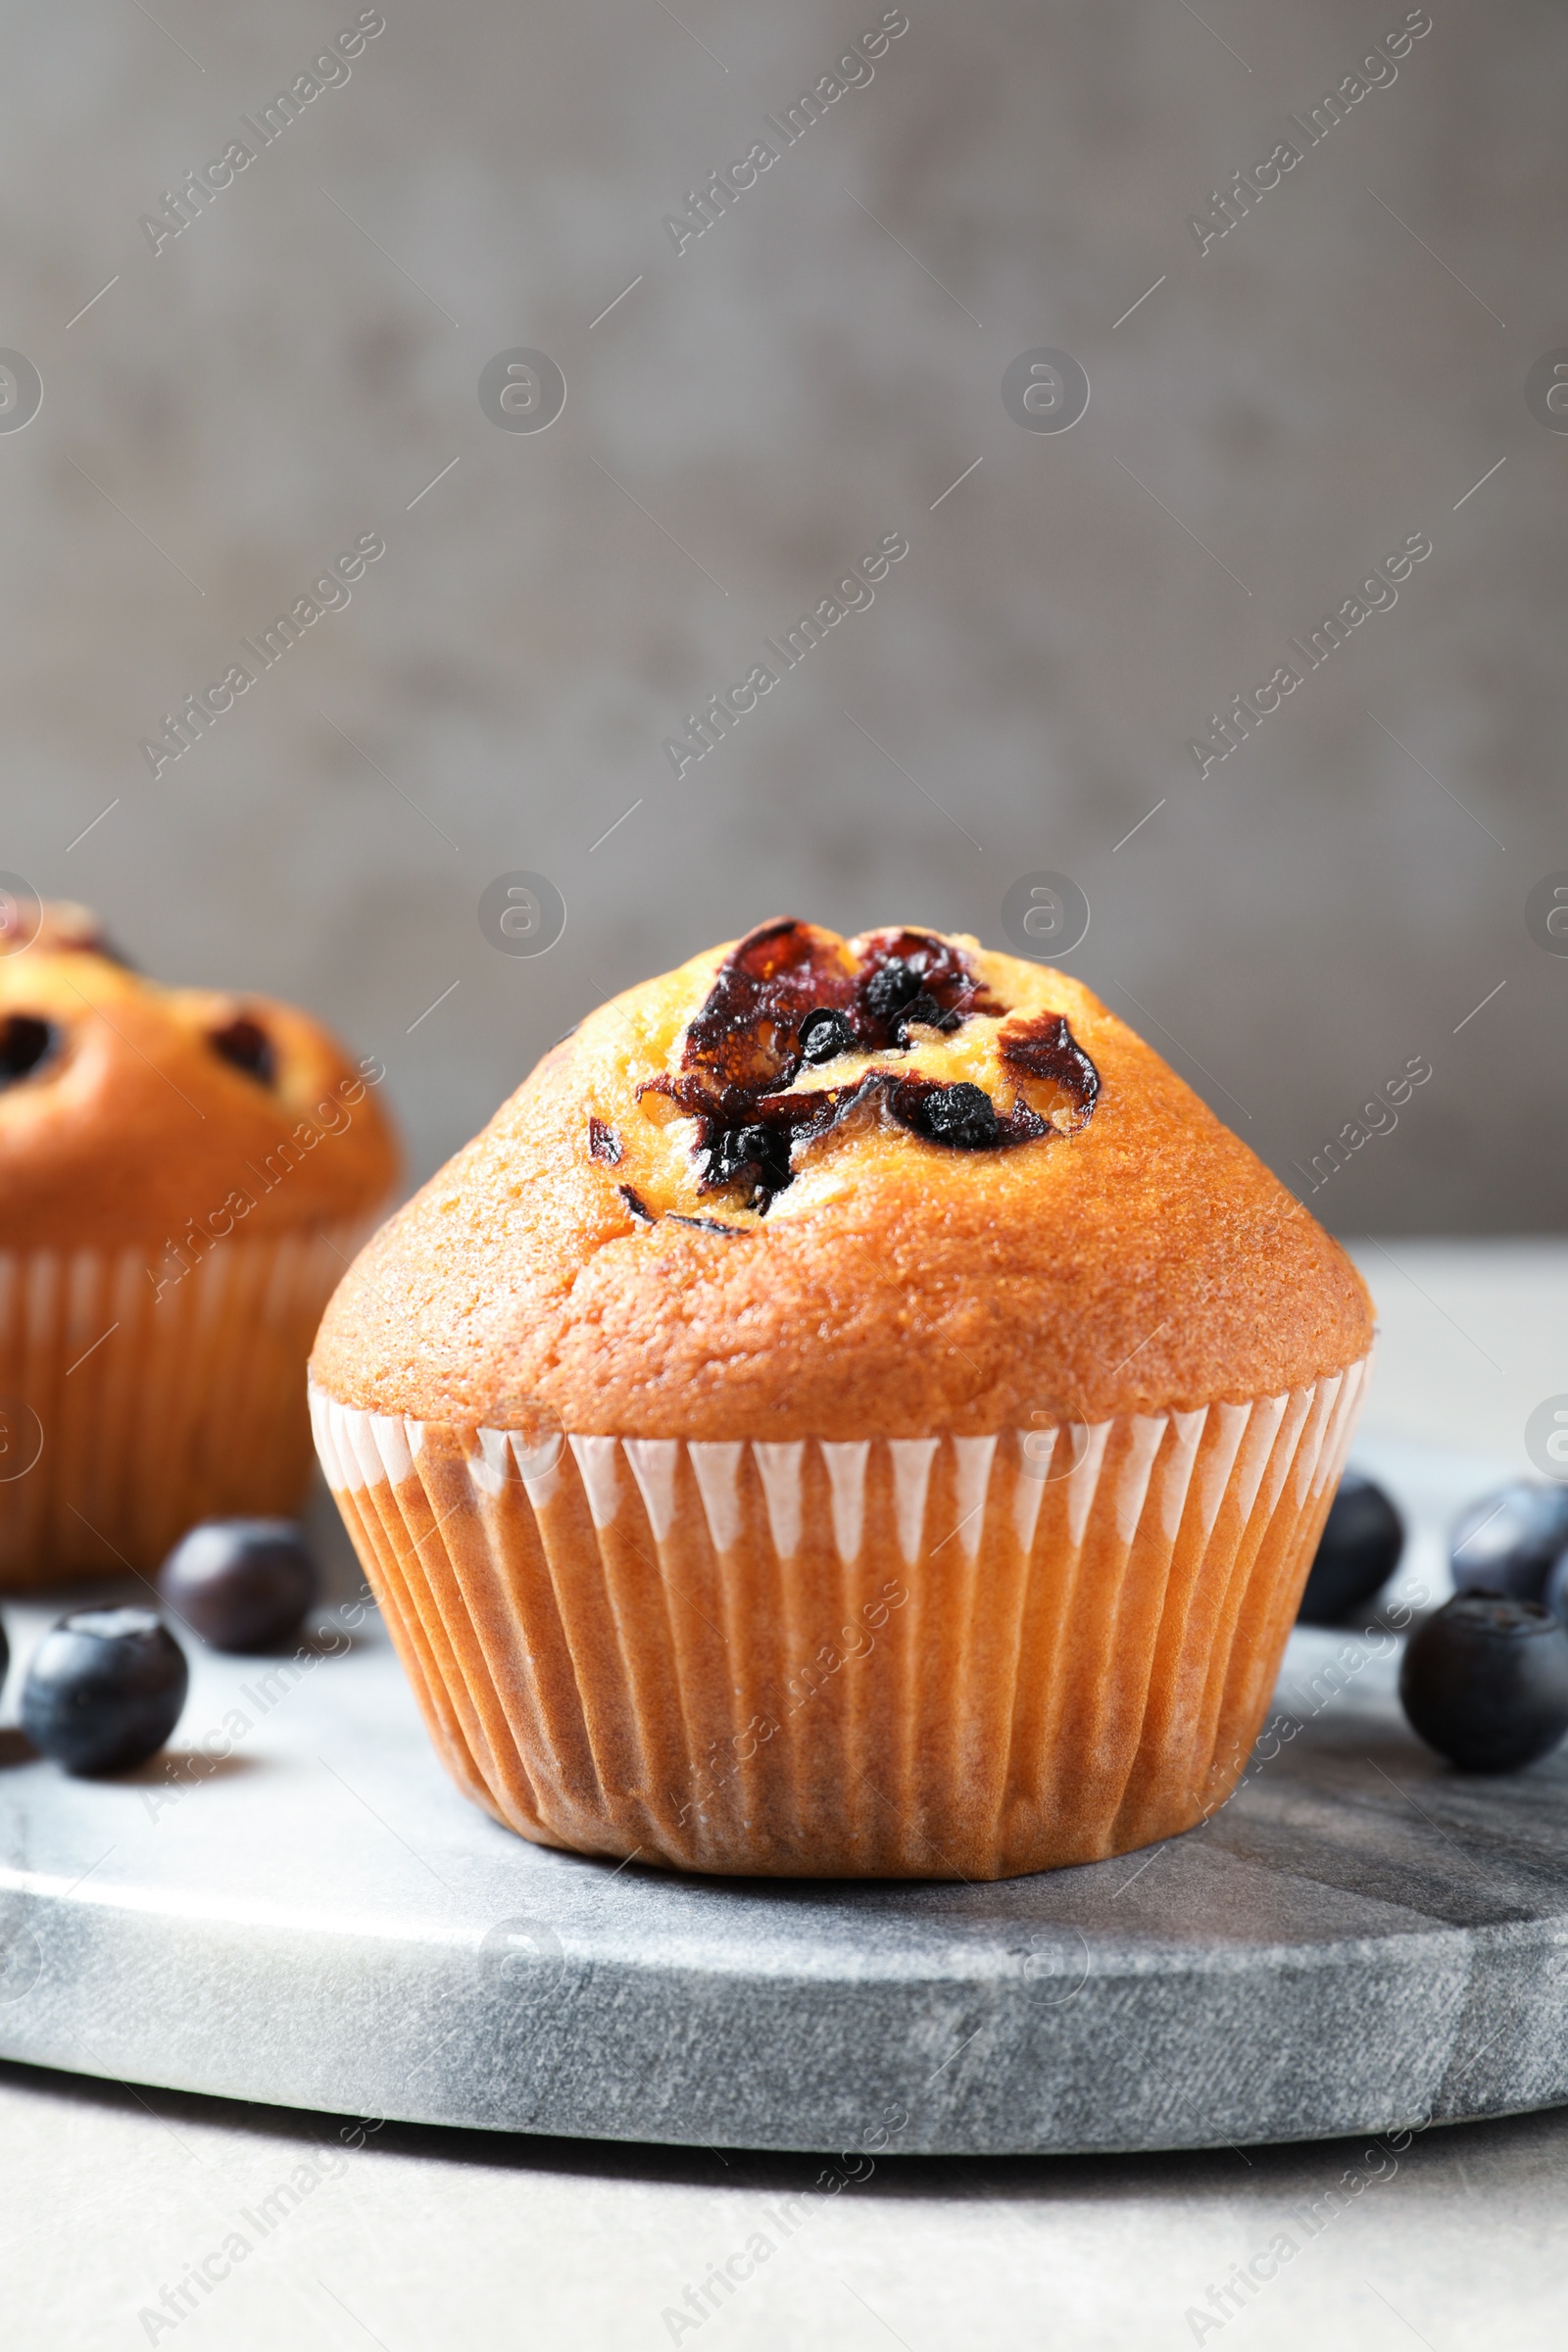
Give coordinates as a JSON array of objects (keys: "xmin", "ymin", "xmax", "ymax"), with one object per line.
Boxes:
[
  {"xmin": 311, "ymin": 1354, "xmax": 1370, "ymax": 1881},
  {"xmin": 0, "ymin": 1222, "xmax": 368, "ymax": 1587}
]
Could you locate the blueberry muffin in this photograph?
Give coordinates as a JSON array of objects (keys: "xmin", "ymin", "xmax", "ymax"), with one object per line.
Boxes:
[
  {"xmin": 0, "ymin": 912, "xmax": 397, "ymax": 1584},
  {"xmin": 311, "ymin": 918, "xmax": 1371, "ymax": 1878}
]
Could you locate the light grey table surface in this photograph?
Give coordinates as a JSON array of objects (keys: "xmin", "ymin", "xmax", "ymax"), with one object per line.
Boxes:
[{"xmin": 6, "ymin": 1239, "xmax": 1568, "ymax": 2351}]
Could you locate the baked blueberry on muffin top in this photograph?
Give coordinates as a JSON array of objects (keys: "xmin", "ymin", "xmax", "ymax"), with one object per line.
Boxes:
[{"xmin": 616, "ymin": 915, "xmax": 1100, "ymax": 1223}]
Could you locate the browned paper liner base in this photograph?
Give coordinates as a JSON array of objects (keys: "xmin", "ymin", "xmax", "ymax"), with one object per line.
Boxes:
[
  {"xmin": 312, "ymin": 1360, "xmax": 1369, "ymax": 1881},
  {"xmin": 0, "ymin": 1225, "xmax": 368, "ymax": 1588}
]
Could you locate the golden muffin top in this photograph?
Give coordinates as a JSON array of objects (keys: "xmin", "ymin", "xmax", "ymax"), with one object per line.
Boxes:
[
  {"xmin": 0, "ymin": 913, "xmax": 398, "ymax": 1250},
  {"xmin": 311, "ymin": 918, "xmax": 1372, "ymax": 1438}
]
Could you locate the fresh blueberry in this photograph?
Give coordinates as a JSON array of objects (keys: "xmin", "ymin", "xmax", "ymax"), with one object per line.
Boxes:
[
  {"xmin": 158, "ymin": 1518, "xmax": 318, "ymax": 1652},
  {"xmin": 1298, "ymin": 1472, "xmax": 1404, "ymax": 1626},
  {"xmin": 1398, "ymin": 1593, "xmax": 1568, "ymax": 1774},
  {"xmin": 1448, "ymin": 1481, "xmax": 1568, "ymax": 1602},
  {"xmin": 798, "ymin": 1008, "xmax": 853, "ymax": 1064},
  {"xmin": 22, "ymin": 1608, "xmax": 188, "ymax": 1776}
]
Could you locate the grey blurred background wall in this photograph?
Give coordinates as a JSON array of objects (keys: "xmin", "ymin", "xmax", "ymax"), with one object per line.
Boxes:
[{"xmin": 0, "ymin": 0, "xmax": 1561, "ymax": 1229}]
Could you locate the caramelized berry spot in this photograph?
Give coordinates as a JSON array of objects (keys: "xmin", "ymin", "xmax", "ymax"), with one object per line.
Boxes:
[
  {"xmin": 209, "ymin": 1016, "xmax": 275, "ymax": 1087},
  {"xmin": 663, "ymin": 921, "xmax": 1084, "ymax": 1205},
  {"xmin": 0, "ymin": 1013, "xmax": 59, "ymax": 1087},
  {"xmin": 998, "ymin": 1011, "xmax": 1100, "ymax": 1124},
  {"xmin": 799, "ymin": 1008, "xmax": 853, "ymax": 1064},
  {"xmin": 588, "ymin": 1117, "xmax": 622, "ymax": 1165},
  {"xmin": 617, "ymin": 1183, "xmax": 655, "ymax": 1224}
]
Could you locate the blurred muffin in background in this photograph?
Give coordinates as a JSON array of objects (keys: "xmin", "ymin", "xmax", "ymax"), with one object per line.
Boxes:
[
  {"xmin": 0, "ymin": 893, "xmax": 124, "ymax": 960},
  {"xmin": 0, "ymin": 906, "xmax": 398, "ymax": 1585}
]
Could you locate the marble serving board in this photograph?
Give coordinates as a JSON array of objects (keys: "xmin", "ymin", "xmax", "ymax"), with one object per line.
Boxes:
[{"xmin": 1, "ymin": 1437, "xmax": 1566, "ymax": 2158}]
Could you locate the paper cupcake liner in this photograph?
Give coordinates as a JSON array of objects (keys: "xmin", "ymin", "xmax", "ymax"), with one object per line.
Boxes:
[
  {"xmin": 0, "ymin": 1222, "xmax": 368, "ymax": 1588},
  {"xmin": 311, "ymin": 1354, "xmax": 1370, "ymax": 1880}
]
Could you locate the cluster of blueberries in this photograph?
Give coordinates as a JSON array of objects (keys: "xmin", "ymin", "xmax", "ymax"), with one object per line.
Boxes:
[
  {"xmin": 1302, "ymin": 1471, "xmax": 1568, "ymax": 1774},
  {"xmin": 0, "ymin": 1522, "xmax": 318, "ymax": 1777}
]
